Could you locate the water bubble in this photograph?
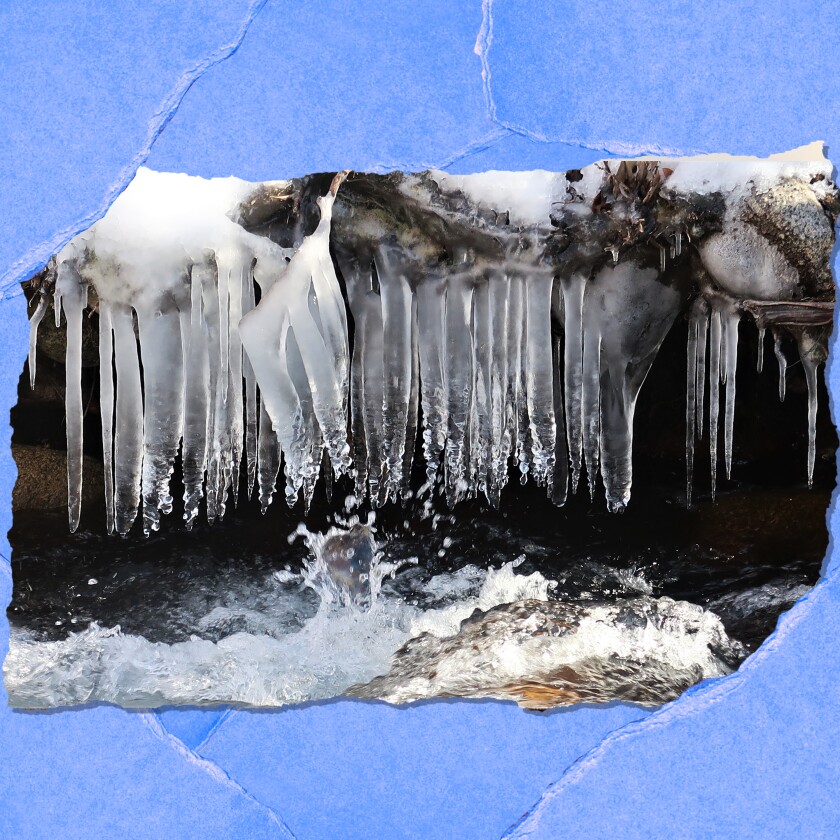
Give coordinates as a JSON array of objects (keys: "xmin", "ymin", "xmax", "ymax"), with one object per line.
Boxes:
[{"xmin": 88, "ymin": 578, "xmax": 98, "ymax": 586}]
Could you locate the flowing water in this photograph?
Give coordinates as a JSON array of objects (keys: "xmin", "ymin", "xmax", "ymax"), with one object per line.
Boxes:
[{"xmin": 4, "ymin": 478, "xmax": 827, "ymax": 710}]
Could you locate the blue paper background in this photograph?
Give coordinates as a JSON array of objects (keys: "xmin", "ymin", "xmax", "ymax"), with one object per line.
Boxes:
[{"xmin": 2, "ymin": 1, "xmax": 839, "ymax": 836}]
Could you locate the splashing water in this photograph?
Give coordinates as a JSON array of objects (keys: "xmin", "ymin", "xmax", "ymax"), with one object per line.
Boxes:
[{"xmin": 5, "ymin": 520, "xmax": 747, "ymax": 709}]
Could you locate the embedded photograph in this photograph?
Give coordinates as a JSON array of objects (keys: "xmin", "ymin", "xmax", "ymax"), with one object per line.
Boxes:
[{"xmin": 4, "ymin": 149, "xmax": 836, "ymax": 710}]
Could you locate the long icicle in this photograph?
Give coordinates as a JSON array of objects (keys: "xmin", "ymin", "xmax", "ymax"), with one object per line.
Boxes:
[
  {"xmin": 581, "ymin": 311, "xmax": 601, "ymax": 500},
  {"xmin": 685, "ymin": 305, "xmax": 699, "ymax": 507},
  {"xmin": 242, "ymin": 266, "xmax": 258, "ymax": 498},
  {"xmin": 377, "ymin": 249, "xmax": 414, "ymax": 503},
  {"xmin": 472, "ymin": 275, "xmax": 493, "ymax": 500},
  {"xmin": 551, "ymin": 331, "xmax": 569, "ymax": 506},
  {"xmin": 182, "ymin": 264, "xmax": 211, "ymax": 528},
  {"xmin": 57, "ymin": 266, "xmax": 87, "ymax": 533},
  {"xmin": 227, "ymin": 258, "xmax": 245, "ymax": 505},
  {"xmin": 487, "ymin": 270, "xmax": 511, "ymax": 506},
  {"xmin": 111, "ymin": 303, "xmax": 144, "ymax": 535},
  {"xmin": 695, "ymin": 306, "xmax": 708, "ymax": 439},
  {"xmin": 443, "ymin": 271, "xmax": 474, "ymax": 507},
  {"xmin": 796, "ymin": 330, "xmax": 824, "ymax": 488},
  {"xmin": 416, "ymin": 273, "xmax": 448, "ymax": 490},
  {"xmin": 708, "ymin": 308, "xmax": 722, "ymax": 501},
  {"xmin": 136, "ymin": 304, "xmax": 185, "ymax": 535},
  {"xmin": 723, "ymin": 308, "xmax": 740, "ymax": 480},
  {"xmin": 98, "ymin": 302, "xmax": 116, "ymax": 534},
  {"xmin": 803, "ymin": 355, "xmax": 820, "ymax": 488},
  {"xmin": 561, "ymin": 273, "xmax": 586, "ymax": 493},
  {"xmin": 361, "ymin": 288, "xmax": 386, "ymax": 506},
  {"xmin": 524, "ymin": 272, "xmax": 557, "ymax": 491},
  {"xmin": 402, "ymin": 293, "xmax": 420, "ymax": 497}
]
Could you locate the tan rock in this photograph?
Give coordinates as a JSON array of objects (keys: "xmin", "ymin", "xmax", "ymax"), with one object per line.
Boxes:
[{"xmin": 12, "ymin": 444, "xmax": 103, "ymax": 511}]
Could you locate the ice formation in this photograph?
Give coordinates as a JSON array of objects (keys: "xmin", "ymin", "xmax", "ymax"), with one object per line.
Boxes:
[{"xmin": 27, "ymin": 151, "xmax": 838, "ymax": 533}]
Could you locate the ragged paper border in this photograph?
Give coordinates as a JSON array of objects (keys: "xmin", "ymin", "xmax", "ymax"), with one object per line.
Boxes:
[{"xmin": 1, "ymin": 2, "xmax": 838, "ymax": 836}]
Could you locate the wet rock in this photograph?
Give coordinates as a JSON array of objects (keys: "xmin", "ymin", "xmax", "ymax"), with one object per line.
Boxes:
[
  {"xmin": 12, "ymin": 444, "xmax": 102, "ymax": 511},
  {"xmin": 348, "ymin": 596, "xmax": 744, "ymax": 708}
]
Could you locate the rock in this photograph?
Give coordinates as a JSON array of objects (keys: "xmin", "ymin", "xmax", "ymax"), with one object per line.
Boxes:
[{"xmin": 12, "ymin": 444, "xmax": 102, "ymax": 511}]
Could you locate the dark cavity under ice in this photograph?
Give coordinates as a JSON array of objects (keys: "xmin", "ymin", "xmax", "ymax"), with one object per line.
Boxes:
[{"xmin": 26, "ymin": 151, "xmax": 838, "ymax": 535}]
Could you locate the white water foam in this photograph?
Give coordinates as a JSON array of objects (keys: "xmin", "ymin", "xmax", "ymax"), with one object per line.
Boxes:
[{"xmin": 4, "ymin": 530, "xmax": 744, "ymax": 709}]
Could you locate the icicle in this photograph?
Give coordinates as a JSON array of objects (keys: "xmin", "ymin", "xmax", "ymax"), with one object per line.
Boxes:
[
  {"xmin": 376, "ymin": 247, "xmax": 414, "ymax": 503},
  {"xmin": 27, "ymin": 294, "xmax": 49, "ymax": 389},
  {"xmin": 581, "ymin": 312, "xmax": 601, "ymax": 499},
  {"xmin": 722, "ymin": 309, "xmax": 740, "ymax": 480},
  {"xmin": 98, "ymin": 303, "xmax": 116, "ymax": 534},
  {"xmin": 659, "ymin": 245, "xmax": 666, "ymax": 273},
  {"xmin": 524, "ymin": 272, "xmax": 557, "ymax": 490},
  {"xmin": 416, "ymin": 273, "xmax": 448, "ymax": 489},
  {"xmin": 487, "ymin": 270, "xmax": 511, "ymax": 505},
  {"xmin": 285, "ymin": 324, "xmax": 324, "ymax": 510},
  {"xmin": 472, "ymin": 275, "xmax": 493, "ymax": 500},
  {"xmin": 756, "ymin": 326, "xmax": 765, "ymax": 374},
  {"xmin": 111, "ymin": 304, "xmax": 144, "ymax": 535},
  {"xmin": 561, "ymin": 273, "xmax": 586, "ymax": 493},
  {"xmin": 773, "ymin": 330, "xmax": 787, "ymax": 402},
  {"xmin": 695, "ymin": 301, "xmax": 709, "ymax": 439},
  {"xmin": 227, "ymin": 256, "xmax": 245, "ymax": 505},
  {"xmin": 708, "ymin": 308, "xmax": 722, "ymax": 500},
  {"xmin": 181, "ymin": 264, "xmax": 211, "ymax": 528},
  {"xmin": 597, "ymin": 263, "xmax": 683, "ymax": 513},
  {"xmin": 345, "ymin": 265, "xmax": 369, "ymax": 497},
  {"xmin": 443, "ymin": 270, "xmax": 474, "ymax": 507},
  {"xmin": 56, "ymin": 263, "xmax": 87, "ymax": 533},
  {"xmin": 685, "ymin": 306, "xmax": 698, "ymax": 508},
  {"xmin": 202, "ymin": 258, "xmax": 227, "ymax": 523},
  {"xmin": 136, "ymin": 302, "xmax": 185, "ymax": 534},
  {"xmin": 796, "ymin": 330, "xmax": 825, "ymax": 488},
  {"xmin": 360, "ymin": 292, "xmax": 386, "ymax": 505},
  {"xmin": 337, "ymin": 250, "xmax": 374, "ymax": 499},
  {"xmin": 242, "ymin": 268, "xmax": 258, "ymax": 498},
  {"xmin": 402, "ymin": 295, "xmax": 420, "ymax": 497},
  {"xmin": 506, "ymin": 275, "xmax": 529, "ymax": 484},
  {"xmin": 803, "ymin": 355, "xmax": 819, "ymax": 488},
  {"xmin": 241, "ymin": 187, "xmax": 351, "ymax": 482},
  {"xmin": 675, "ymin": 231, "xmax": 682, "ymax": 257},
  {"xmin": 311, "ymin": 199, "xmax": 351, "ymax": 407},
  {"xmin": 257, "ymin": 400, "xmax": 281, "ymax": 511},
  {"xmin": 550, "ymin": 332, "xmax": 569, "ymax": 506}
]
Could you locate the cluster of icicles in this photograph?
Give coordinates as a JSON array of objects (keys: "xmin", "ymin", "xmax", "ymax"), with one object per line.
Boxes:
[
  {"xmin": 26, "ymin": 166, "xmax": 831, "ymax": 535},
  {"xmin": 684, "ymin": 297, "xmax": 824, "ymax": 508}
]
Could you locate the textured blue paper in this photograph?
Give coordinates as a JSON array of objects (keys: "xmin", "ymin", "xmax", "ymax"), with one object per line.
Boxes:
[{"xmin": 2, "ymin": 1, "xmax": 839, "ymax": 836}]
